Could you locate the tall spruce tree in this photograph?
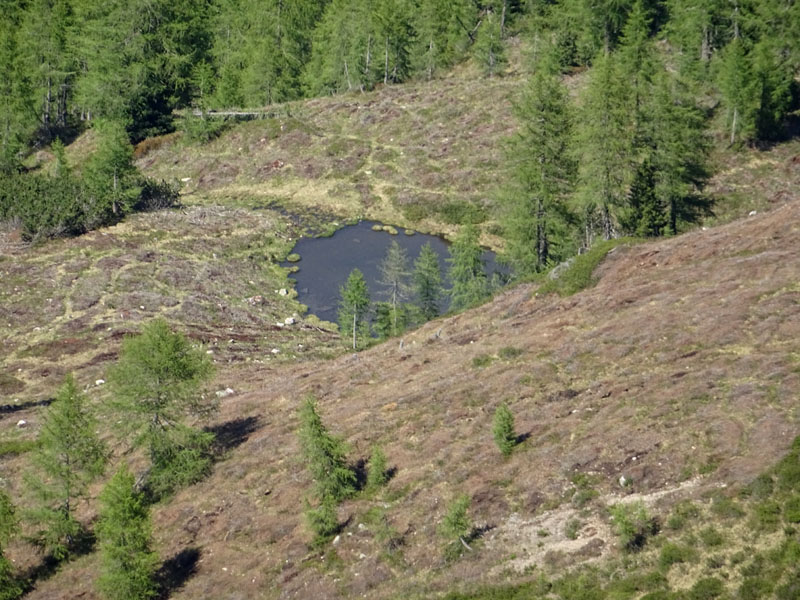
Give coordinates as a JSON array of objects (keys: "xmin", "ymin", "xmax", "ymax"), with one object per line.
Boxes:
[
  {"xmin": 574, "ymin": 50, "xmax": 632, "ymax": 243},
  {"xmin": 502, "ymin": 47, "xmax": 575, "ymax": 275},
  {"xmin": 338, "ymin": 268, "xmax": 371, "ymax": 349},
  {"xmin": 413, "ymin": 242, "xmax": 443, "ymax": 320},
  {"xmin": 96, "ymin": 466, "xmax": 158, "ymax": 600},
  {"xmin": 717, "ymin": 38, "xmax": 759, "ymax": 145},
  {"xmin": 648, "ymin": 70, "xmax": 709, "ymax": 234},
  {"xmin": 448, "ymin": 224, "xmax": 488, "ymax": 311},
  {"xmin": 26, "ymin": 374, "xmax": 106, "ymax": 559},
  {"xmin": 473, "ymin": 5, "xmax": 506, "ymax": 76}
]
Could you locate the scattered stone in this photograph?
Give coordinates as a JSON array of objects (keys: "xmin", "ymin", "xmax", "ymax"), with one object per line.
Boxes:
[
  {"xmin": 215, "ymin": 387, "xmax": 235, "ymax": 398},
  {"xmin": 278, "ymin": 288, "xmax": 288, "ymax": 296},
  {"xmin": 358, "ymin": 523, "xmax": 366, "ymax": 531},
  {"xmin": 284, "ymin": 316, "xmax": 296, "ymax": 325},
  {"xmin": 748, "ymin": 210, "xmax": 758, "ymax": 216},
  {"xmin": 246, "ymin": 295, "xmax": 264, "ymax": 305},
  {"xmin": 206, "ymin": 350, "xmax": 214, "ymax": 354},
  {"xmin": 619, "ymin": 475, "xmax": 629, "ymax": 487},
  {"xmin": 332, "ymin": 535, "xmax": 341, "ymax": 545},
  {"xmin": 271, "ymin": 348, "xmax": 280, "ymax": 354},
  {"xmin": 404, "ymin": 229, "xmax": 415, "ymax": 236},
  {"xmin": 358, "ymin": 553, "xmax": 366, "ymax": 560},
  {"xmin": 16, "ymin": 420, "xmax": 27, "ymax": 428},
  {"xmin": 95, "ymin": 379, "xmax": 105, "ymax": 386},
  {"xmin": 181, "ymin": 177, "xmax": 191, "ymax": 182},
  {"xmin": 371, "ymin": 224, "xmax": 383, "ymax": 232}
]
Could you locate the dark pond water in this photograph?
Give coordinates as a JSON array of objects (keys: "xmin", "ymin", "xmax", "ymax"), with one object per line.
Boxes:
[{"xmin": 282, "ymin": 221, "xmax": 504, "ymax": 323}]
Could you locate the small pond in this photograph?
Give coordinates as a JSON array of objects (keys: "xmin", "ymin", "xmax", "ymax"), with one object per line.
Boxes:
[{"xmin": 282, "ymin": 221, "xmax": 504, "ymax": 323}]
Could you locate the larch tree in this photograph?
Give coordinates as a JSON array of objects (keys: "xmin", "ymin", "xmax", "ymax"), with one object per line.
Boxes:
[
  {"xmin": 108, "ymin": 318, "xmax": 215, "ymax": 499},
  {"xmin": 574, "ymin": 50, "xmax": 632, "ymax": 243},
  {"xmin": 96, "ymin": 466, "xmax": 158, "ymax": 600},
  {"xmin": 447, "ymin": 224, "xmax": 487, "ymax": 312},
  {"xmin": 338, "ymin": 268, "xmax": 371, "ymax": 349},
  {"xmin": 0, "ymin": 490, "xmax": 22, "ymax": 600},
  {"xmin": 502, "ymin": 46, "xmax": 575, "ymax": 275},
  {"xmin": 26, "ymin": 374, "xmax": 106, "ymax": 559},
  {"xmin": 413, "ymin": 242, "xmax": 443, "ymax": 321},
  {"xmin": 377, "ymin": 240, "xmax": 412, "ymax": 337},
  {"xmin": 648, "ymin": 70, "xmax": 709, "ymax": 234}
]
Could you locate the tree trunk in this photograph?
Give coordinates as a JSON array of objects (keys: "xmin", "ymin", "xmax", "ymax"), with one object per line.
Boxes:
[
  {"xmin": 700, "ymin": 24, "xmax": 711, "ymax": 62},
  {"xmin": 730, "ymin": 107, "xmax": 738, "ymax": 145},
  {"xmin": 352, "ymin": 311, "xmax": 357, "ymax": 349},
  {"xmin": 384, "ymin": 37, "xmax": 389, "ymax": 85},
  {"xmin": 500, "ymin": 0, "xmax": 507, "ymax": 38}
]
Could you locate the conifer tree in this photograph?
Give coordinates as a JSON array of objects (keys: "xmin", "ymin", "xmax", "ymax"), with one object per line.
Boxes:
[
  {"xmin": 448, "ymin": 224, "xmax": 488, "ymax": 312},
  {"xmin": 96, "ymin": 466, "xmax": 158, "ymax": 600},
  {"xmin": 473, "ymin": 6, "xmax": 506, "ymax": 76},
  {"xmin": 413, "ymin": 242, "xmax": 443, "ymax": 320},
  {"xmin": 378, "ymin": 240, "xmax": 412, "ymax": 337},
  {"xmin": 82, "ymin": 120, "xmax": 142, "ymax": 230},
  {"xmin": 298, "ymin": 395, "xmax": 354, "ymax": 543},
  {"xmin": 502, "ymin": 47, "xmax": 575, "ymax": 275},
  {"xmin": 338, "ymin": 268, "xmax": 371, "ymax": 349},
  {"xmin": 412, "ymin": 0, "xmax": 476, "ymax": 79},
  {"xmin": 439, "ymin": 493, "xmax": 472, "ymax": 560},
  {"xmin": 366, "ymin": 446, "xmax": 388, "ymax": 493},
  {"xmin": 718, "ymin": 38, "xmax": 759, "ymax": 145},
  {"xmin": 648, "ymin": 70, "xmax": 709, "ymax": 234},
  {"xmin": 26, "ymin": 374, "xmax": 106, "ymax": 559},
  {"xmin": 574, "ymin": 50, "xmax": 632, "ymax": 243},
  {"xmin": 492, "ymin": 402, "xmax": 517, "ymax": 457},
  {"xmin": 108, "ymin": 318, "xmax": 215, "ymax": 498},
  {"xmin": 298, "ymin": 396, "xmax": 356, "ymax": 503},
  {"xmin": 0, "ymin": 490, "xmax": 22, "ymax": 600}
]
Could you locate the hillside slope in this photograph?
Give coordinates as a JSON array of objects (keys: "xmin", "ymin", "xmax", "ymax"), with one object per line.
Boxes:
[{"xmin": 14, "ymin": 198, "xmax": 798, "ymax": 600}]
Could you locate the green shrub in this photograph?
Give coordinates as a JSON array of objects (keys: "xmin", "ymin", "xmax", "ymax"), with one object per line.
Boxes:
[
  {"xmin": 181, "ymin": 115, "xmax": 233, "ymax": 143},
  {"xmin": 0, "ymin": 439, "xmax": 38, "ymax": 457},
  {"xmin": 667, "ymin": 500, "xmax": 701, "ymax": 530},
  {"xmin": 711, "ymin": 495, "xmax": 746, "ymax": 519},
  {"xmin": 472, "ymin": 354, "xmax": 493, "ymax": 368},
  {"xmin": 659, "ymin": 542, "xmax": 695, "ymax": 569},
  {"xmin": 698, "ymin": 526, "xmax": 725, "ymax": 547},
  {"xmin": 436, "ymin": 200, "xmax": 487, "ymax": 225},
  {"xmin": 610, "ymin": 501, "xmax": 659, "ymax": 552},
  {"xmin": 752, "ymin": 500, "xmax": 781, "ymax": 532},
  {"xmin": 538, "ymin": 238, "xmax": 635, "ymax": 297},
  {"xmin": 565, "ymin": 518, "xmax": 582, "ymax": 540},
  {"xmin": 738, "ymin": 577, "xmax": 773, "ymax": 600},
  {"xmin": 688, "ymin": 578, "xmax": 724, "ymax": 600},
  {"xmin": 498, "ymin": 346, "xmax": 523, "ymax": 360}
]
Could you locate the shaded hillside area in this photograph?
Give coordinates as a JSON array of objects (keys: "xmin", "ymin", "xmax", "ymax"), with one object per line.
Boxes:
[{"xmin": 8, "ymin": 197, "xmax": 797, "ymax": 599}]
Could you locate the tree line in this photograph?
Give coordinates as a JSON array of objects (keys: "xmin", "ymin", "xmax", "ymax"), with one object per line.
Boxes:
[
  {"xmin": 500, "ymin": 0, "xmax": 799, "ymax": 277},
  {"xmin": 0, "ymin": 319, "xmax": 216, "ymax": 599},
  {"xmin": 337, "ymin": 224, "xmax": 497, "ymax": 348}
]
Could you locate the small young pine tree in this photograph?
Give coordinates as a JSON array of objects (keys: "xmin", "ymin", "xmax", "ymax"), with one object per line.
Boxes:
[
  {"xmin": 0, "ymin": 490, "xmax": 22, "ymax": 600},
  {"xmin": 338, "ymin": 268, "xmax": 371, "ymax": 349},
  {"xmin": 413, "ymin": 242, "xmax": 443, "ymax": 321},
  {"xmin": 96, "ymin": 466, "xmax": 158, "ymax": 600},
  {"xmin": 365, "ymin": 445, "xmax": 388, "ymax": 493},
  {"xmin": 492, "ymin": 402, "xmax": 517, "ymax": 457},
  {"xmin": 26, "ymin": 374, "xmax": 106, "ymax": 559},
  {"xmin": 304, "ymin": 496, "xmax": 339, "ymax": 545},
  {"xmin": 297, "ymin": 396, "xmax": 356, "ymax": 503},
  {"xmin": 439, "ymin": 493, "xmax": 472, "ymax": 560}
]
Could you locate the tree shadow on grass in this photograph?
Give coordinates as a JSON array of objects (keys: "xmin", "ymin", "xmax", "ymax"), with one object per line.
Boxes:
[
  {"xmin": 205, "ymin": 416, "xmax": 261, "ymax": 456},
  {"xmin": 20, "ymin": 528, "xmax": 96, "ymax": 596},
  {"xmin": 0, "ymin": 398, "xmax": 53, "ymax": 416},
  {"xmin": 155, "ymin": 547, "xmax": 201, "ymax": 600},
  {"xmin": 515, "ymin": 431, "xmax": 532, "ymax": 445}
]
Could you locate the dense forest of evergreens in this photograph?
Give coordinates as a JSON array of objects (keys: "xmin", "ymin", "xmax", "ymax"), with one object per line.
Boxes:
[{"xmin": 0, "ymin": 0, "xmax": 798, "ymax": 266}]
